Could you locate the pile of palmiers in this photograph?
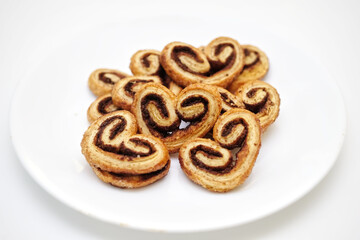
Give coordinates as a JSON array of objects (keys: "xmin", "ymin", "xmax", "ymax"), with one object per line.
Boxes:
[{"xmin": 81, "ymin": 37, "xmax": 280, "ymax": 193}]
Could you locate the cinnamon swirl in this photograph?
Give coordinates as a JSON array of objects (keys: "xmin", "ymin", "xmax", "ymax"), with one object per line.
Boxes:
[
  {"xmin": 160, "ymin": 37, "xmax": 245, "ymax": 88},
  {"xmin": 88, "ymin": 68, "xmax": 130, "ymax": 97},
  {"xmin": 132, "ymin": 83, "xmax": 222, "ymax": 153},
  {"xmin": 81, "ymin": 110, "xmax": 170, "ymax": 188},
  {"xmin": 179, "ymin": 109, "xmax": 261, "ymax": 192}
]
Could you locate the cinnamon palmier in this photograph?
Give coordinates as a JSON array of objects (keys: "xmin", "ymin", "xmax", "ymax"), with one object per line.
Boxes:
[
  {"xmin": 132, "ymin": 83, "xmax": 222, "ymax": 153},
  {"xmin": 112, "ymin": 76, "xmax": 162, "ymax": 111},
  {"xmin": 129, "ymin": 49, "xmax": 183, "ymax": 95},
  {"xmin": 87, "ymin": 94, "xmax": 122, "ymax": 123},
  {"xmin": 130, "ymin": 50, "xmax": 164, "ymax": 76},
  {"xmin": 179, "ymin": 109, "xmax": 261, "ymax": 192},
  {"xmin": 88, "ymin": 68, "xmax": 130, "ymax": 97},
  {"xmin": 236, "ymin": 80, "xmax": 280, "ymax": 131},
  {"xmin": 228, "ymin": 45, "xmax": 269, "ymax": 93},
  {"xmin": 81, "ymin": 111, "xmax": 169, "ymax": 176},
  {"xmin": 160, "ymin": 37, "xmax": 244, "ymax": 88}
]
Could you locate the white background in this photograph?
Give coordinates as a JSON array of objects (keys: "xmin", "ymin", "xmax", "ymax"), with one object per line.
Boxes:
[{"xmin": 1, "ymin": 0, "xmax": 359, "ymax": 239}]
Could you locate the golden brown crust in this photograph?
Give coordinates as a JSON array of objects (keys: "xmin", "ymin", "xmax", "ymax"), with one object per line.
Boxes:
[
  {"xmin": 198, "ymin": 46, "xmax": 205, "ymax": 53},
  {"xmin": 87, "ymin": 94, "xmax": 122, "ymax": 123},
  {"xmin": 112, "ymin": 76, "xmax": 162, "ymax": 111},
  {"xmin": 228, "ymin": 45, "xmax": 269, "ymax": 93},
  {"xmin": 130, "ymin": 49, "xmax": 163, "ymax": 76},
  {"xmin": 160, "ymin": 37, "xmax": 244, "ymax": 88},
  {"xmin": 81, "ymin": 110, "xmax": 169, "ymax": 175},
  {"xmin": 216, "ymin": 86, "xmax": 244, "ymax": 113},
  {"xmin": 179, "ymin": 109, "xmax": 261, "ymax": 192},
  {"xmin": 236, "ymin": 80, "xmax": 280, "ymax": 132},
  {"xmin": 91, "ymin": 160, "xmax": 170, "ymax": 188},
  {"xmin": 131, "ymin": 83, "xmax": 222, "ymax": 153},
  {"xmin": 88, "ymin": 68, "xmax": 130, "ymax": 97},
  {"xmin": 168, "ymin": 80, "xmax": 183, "ymax": 95}
]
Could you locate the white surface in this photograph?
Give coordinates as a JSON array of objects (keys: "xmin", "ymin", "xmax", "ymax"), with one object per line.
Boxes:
[
  {"xmin": 1, "ymin": 0, "xmax": 360, "ymax": 239},
  {"xmin": 9, "ymin": 19, "xmax": 346, "ymax": 232}
]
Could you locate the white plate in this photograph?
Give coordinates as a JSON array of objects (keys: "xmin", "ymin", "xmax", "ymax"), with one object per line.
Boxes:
[{"xmin": 10, "ymin": 17, "xmax": 346, "ymax": 232}]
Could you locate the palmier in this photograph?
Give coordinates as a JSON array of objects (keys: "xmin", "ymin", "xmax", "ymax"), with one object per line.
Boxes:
[
  {"xmin": 236, "ymin": 80, "xmax": 280, "ymax": 131},
  {"xmin": 179, "ymin": 109, "xmax": 261, "ymax": 192},
  {"xmin": 160, "ymin": 37, "xmax": 244, "ymax": 88},
  {"xmin": 132, "ymin": 83, "xmax": 222, "ymax": 153},
  {"xmin": 81, "ymin": 110, "xmax": 170, "ymax": 188},
  {"xmin": 88, "ymin": 68, "xmax": 130, "ymax": 97}
]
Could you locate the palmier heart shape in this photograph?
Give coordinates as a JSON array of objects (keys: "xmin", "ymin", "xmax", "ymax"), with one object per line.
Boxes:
[
  {"xmin": 235, "ymin": 80, "xmax": 280, "ymax": 132},
  {"xmin": 160, "ymin": 37, "xmax": 245, "ymax": 88},
  {"xmin": 179, "ymin": 108, "xmax": 261, "ymax": 192},
  {"xmin": 81, "ymin": 110, "xmax": 170, "ymax": 188},
  {"xmin": 131, "ymin": 83, "xmax": 222, "ymax": 153}
]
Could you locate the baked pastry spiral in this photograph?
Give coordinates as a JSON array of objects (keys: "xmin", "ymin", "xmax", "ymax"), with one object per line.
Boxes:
[
  {"xmin": 112, "ymin": 76, "xmax": 162, "ymax": 111},
  {"xmin": 132, "ymin": 83, "xmax": 222, "ymax": 153},
  {"xmin": 130, "ymin": 50, "xmax": 164, "ymax": 77},
  {"xmin": 81, "ymin": 110, "xmax": 170, "ymax": 188},
  {"xmin": 160, "ymin": 37, "xmax": 245, "ymax": 88},
  {"xmin": 129, "ymin": 49, "xmax": 183, "ymax": 95},
  {"xmin": 87, "ymin": 93, "xmax": 122, "ymax": 123},
  {"xmin": 236, "ymin": 80, "xmax": 280, "ymax": 131},
  {"xmin": 228, "ymin": 45, "xmax": 269, "ymax": 93},
  {"xmin": 179, "ymin": 109, "xmax": 261, "ymax": 192},
  {"xmin": 88, "ymin": 68, "xmax": 130, "ymax": 97}
]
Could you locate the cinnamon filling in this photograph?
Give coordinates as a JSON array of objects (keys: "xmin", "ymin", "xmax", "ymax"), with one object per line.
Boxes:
[
  {"xmin": 190, "ymin": 145, "xmax": 236, "ymax": 174},
  {"xmin": 97, "ymin": 96, "xmax": 116, "ymax": 114},
  {"xmin": 220, "ymin": 119, "xmax": 248, "ymax": 149},
  {"xmin": 95, "ymin": 116, "xmax": 127, "ymax": 153},
  {"xmin": 171, "ymin": 46, "xmax": 207, "ymax": 76},
  {"xmin": 99, "ymin": 72, "xmax": 127, "ymax": 84},
  {"xmin": 141, "ymin": 53, "xmax": 155, "ymax": 68},
  {"xmin": 243, "ymin": 49, "xmax": 260, "ymax": 69},
  {"xmin": 124, "ymin": 79, "xmax": 153, "ymax": 97},
  {"xmin": 210, "ymin": 43, "xmax": 236, "ymax": 72},
  {"xmin": 245, "ymin": 88, "xmax": 268, "ymax": 113},
  {"xmin": 179, "ymin": 96, "xmax": 209, "ymax": 121},
  {"xmin": 141, "ymin": 93, "xmax": 180, "ymax": 133},
  {"xmin": 95, "ymin": 116, "xmax": 156, "ymax": 158},
  {"xmin": 140, "ymin": 53, "xmax": 168, "ymax": 85},
  {"xmin": 119, "ymin": 137, "xmax": 155, "ymax": 157},
  {"xmin": 141, "ymin": 93, "xmax": 169, "ymax": 117},
  {"xmin": 220, "ymin": 92, "xmax": 239, "ymax": 108}
]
